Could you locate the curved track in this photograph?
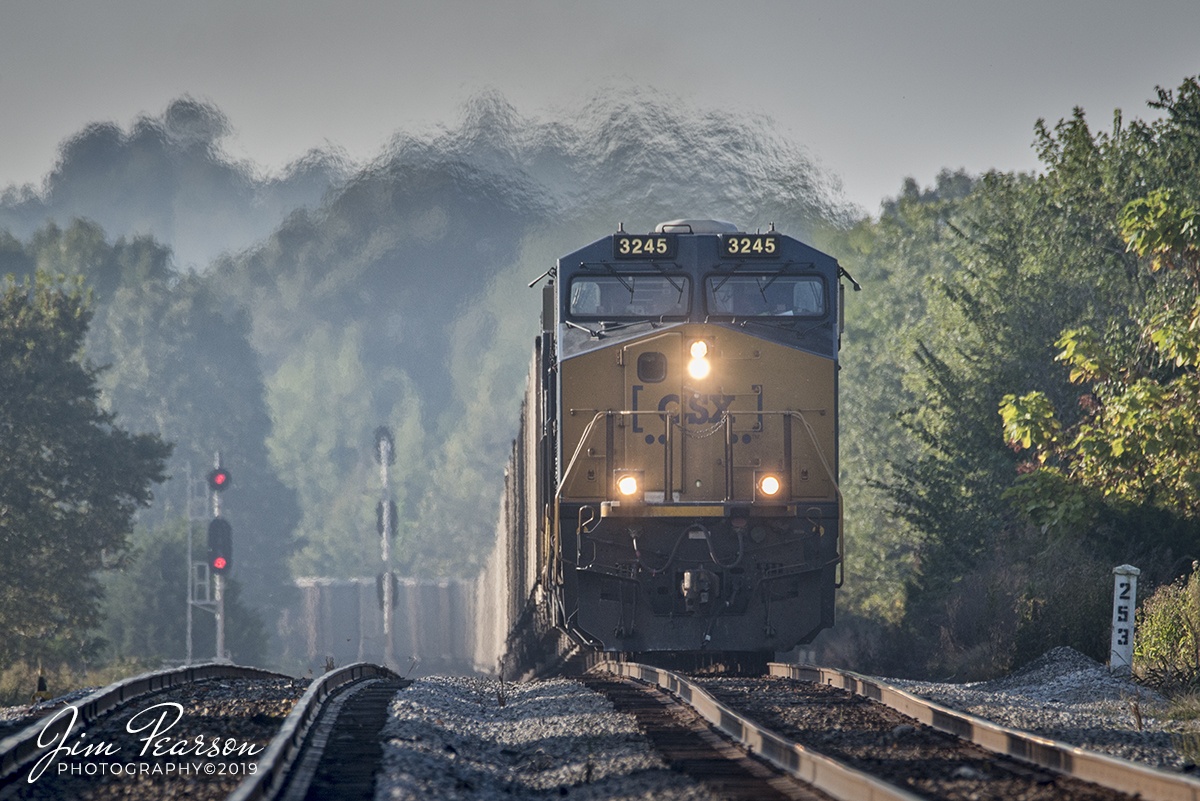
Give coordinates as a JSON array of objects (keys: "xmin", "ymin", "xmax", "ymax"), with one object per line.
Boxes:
[
  {"xmin": 228, "ymin": 663, "xmax": 405, "ymax": 801},
  {"xmin": 0, "ymin": 663, "xmax": 299, "ymax": 800}
]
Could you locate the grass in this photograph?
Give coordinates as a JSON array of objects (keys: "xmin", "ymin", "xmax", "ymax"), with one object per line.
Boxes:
[{"xmin": 0, "ymin": 658, "xmax": 163, "ymax": 708}]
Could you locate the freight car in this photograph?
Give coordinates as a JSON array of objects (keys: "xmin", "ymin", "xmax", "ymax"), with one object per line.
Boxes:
[{"xmin": 475, "ymin": 220, "xmax": 850, "ymax": 678}]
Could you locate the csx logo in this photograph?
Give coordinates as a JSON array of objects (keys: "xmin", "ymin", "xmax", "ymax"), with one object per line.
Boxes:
[{"xmin": 630, "ymin": 385, "xmax": 762, "ymax": 432}]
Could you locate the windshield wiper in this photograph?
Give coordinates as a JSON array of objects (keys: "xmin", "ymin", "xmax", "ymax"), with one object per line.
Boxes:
[
  {"xmin": 604, "ymin": 318, "xmax": 662, "ymax": 330},
  {"xmin": 647, "ymin": 261, "xmax": 686, "ymax": 302},
  {"xmin": 564, "ymin": 319, "xmax": 601, "ymax": 338},
  {"xmin": 737, "ymin": 316, "xmax": 828, "ymax": 337},
  {"xmin": 597, "ymin": 262, "xmax": 635, "ymax": 299}
]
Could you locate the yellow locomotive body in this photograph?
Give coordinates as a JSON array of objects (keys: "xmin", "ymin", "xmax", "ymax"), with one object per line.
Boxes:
[{"xmin": 485, "ymin": 219, "xmax": 846, "ymax": 672}]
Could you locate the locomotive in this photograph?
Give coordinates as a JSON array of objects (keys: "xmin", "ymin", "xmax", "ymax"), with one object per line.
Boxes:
[{"xmin": 474, "ymin": 219, "xmax": 849, "ymax": 677}]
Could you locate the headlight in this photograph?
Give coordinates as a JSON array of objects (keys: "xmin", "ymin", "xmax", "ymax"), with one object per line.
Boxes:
[
  {"xmin": 613, "ymin": 469, "xmax": 644, "ymax": 503},
  {"xmin": 755, "ymin": 471, "xmax": 785, "ymax": 502},
  {"xmin": 687, "ymin": 340, "xmax": 710, "ymax": 378}
]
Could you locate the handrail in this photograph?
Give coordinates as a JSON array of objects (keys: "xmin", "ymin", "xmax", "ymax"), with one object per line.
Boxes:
[
  {"xmin": 560, "ymin": 407, "xmax": 844, "ymax": 580},
  {"xmin": 787, "ymin": 410, "xmax": 844, "ymax": 586}
]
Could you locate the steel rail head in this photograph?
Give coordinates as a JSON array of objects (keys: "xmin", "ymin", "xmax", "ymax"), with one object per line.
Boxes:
[
  {"xmin": 0, "ymin": 662, "xmax": 292, "ymax": 789},
  {"xmin": 227, "ymin": 661, "xmax": 403, "ymax": 801},
  {"xmin": 769, "ymin": 662, "xmax": 1200, "ymax": 801},
  {"xmin": 592, "ymin": 660, "xmax": 925, "ymax": 801}
]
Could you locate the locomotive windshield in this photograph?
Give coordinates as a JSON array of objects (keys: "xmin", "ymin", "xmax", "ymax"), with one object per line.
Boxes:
[
  {"xmin": 705, "ymin": 274, "xmax": 825, "ymax": 317},
  {"xmin": 569, "ymin": 275, "xmax": 691, "ymax": 318}
]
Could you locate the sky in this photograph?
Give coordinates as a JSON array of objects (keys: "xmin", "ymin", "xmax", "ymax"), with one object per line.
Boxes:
[{"xmin": 2, "ymin": 0, "xmax": 1199, "ymax": 215}]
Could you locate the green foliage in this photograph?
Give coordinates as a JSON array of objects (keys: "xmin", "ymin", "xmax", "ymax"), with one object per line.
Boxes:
[
  {"xmin": 813, "ymin": 169, "xmax": 975, "ymax": 621},
  {"xmin": 1135, "ymin": 566, "xmax": 1200, "ymax": 691},
  {"xmin": 1000, "ymin": 391, "xmax": 1060, "ymax": 455},
  {"xmin": 999, "ymin": 467, "xmax": 1096, "ymax": 535},
  {"xmin": 12, "ymin": 219, "xmax": 301, "ymax": 625},
  {"xmin": 821, "ymin": 76, "xmax": 1200, "ymax": 678},
  {"xmin": 0, "ymin": 271, "xmax": 171, "ymax": 666},
  {"xmin": 1119, "ymin": 189, "xmax": 1200, "ymax": 278},
  {"xmin": 1001, "ymin": 190, "xmax": 1200, "ymax": 519}
]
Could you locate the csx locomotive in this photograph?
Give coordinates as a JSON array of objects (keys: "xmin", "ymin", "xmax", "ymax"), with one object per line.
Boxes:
[{"xmin": 475, "ymin": 219, "xmax": 849, "ymax": 676}]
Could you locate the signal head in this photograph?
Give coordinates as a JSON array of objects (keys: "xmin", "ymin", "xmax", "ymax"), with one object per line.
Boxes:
[
  {"xmin": 206, "ymin": 517, "xmax": 233, "ymax": 573},
  {"xmin": 207, "ymin": 468, "xmax": 232, "ymax": 492}
]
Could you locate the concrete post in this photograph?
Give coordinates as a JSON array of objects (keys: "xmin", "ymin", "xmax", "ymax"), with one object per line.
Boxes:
[{"xmin": 1110, "ymin": 564, "xmax": 1141, "ymax": 675}]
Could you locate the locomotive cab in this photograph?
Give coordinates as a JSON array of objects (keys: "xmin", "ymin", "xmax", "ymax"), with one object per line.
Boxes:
[{"xmin": 539, "ymin": 219, "xmax": 844, "ymax": 655}]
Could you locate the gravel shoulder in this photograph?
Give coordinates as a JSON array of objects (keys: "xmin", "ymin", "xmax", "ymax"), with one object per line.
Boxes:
[
  {"xmin": 376, "ymin": 676, "xmax": 723, "ymax": 800},
  {"xmin": 878, "ymin": 647, "xmax": 1197, "ymax": 771}
]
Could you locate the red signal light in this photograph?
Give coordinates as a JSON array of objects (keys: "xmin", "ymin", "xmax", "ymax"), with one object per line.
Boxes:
[
  {"xmin": 206, "ymin": 468, "xmax": 232, "ymax": 492},
  {"xmin": 207, "ymin": 518, "xmax": 233, "ymax": 574}
]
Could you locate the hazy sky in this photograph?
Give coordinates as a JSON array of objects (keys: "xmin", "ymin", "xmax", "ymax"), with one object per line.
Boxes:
[{"xmin": 3, "ymin": 0, "xmax": 1198, "ymax": 214}]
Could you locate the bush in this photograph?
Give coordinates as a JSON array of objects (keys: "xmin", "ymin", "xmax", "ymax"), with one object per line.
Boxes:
[{"xmin": 1135, "ymin": 563, "xmax": 1200, "ymax": 691}]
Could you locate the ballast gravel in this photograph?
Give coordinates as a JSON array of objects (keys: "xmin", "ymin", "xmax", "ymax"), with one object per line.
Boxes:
[
  {"xmin": 376, "ymin": 676, "xmax": 721, "ymax": 800},
  {"xmin": 882, "ymin": 647, "xmax": 1195, "ymax": 771}
]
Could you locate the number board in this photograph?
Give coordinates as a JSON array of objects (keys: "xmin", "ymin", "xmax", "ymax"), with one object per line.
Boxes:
[
  {"xmin": 721, "ymin": 234, "xmax": 781, "ymax": 258},
  {"xmin": 613, "ymin": 234, "xmax": 676, "ymax": 259}
]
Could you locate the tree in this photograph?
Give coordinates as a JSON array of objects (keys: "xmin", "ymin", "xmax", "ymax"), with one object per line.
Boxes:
[
  {"xmin": 1001, "ymin": 190, "xmax": 1200, "ymax": 519},
  {"xmin": 823, "ymin": 77, "xmax": 1200, "ymax": 677},
  {"xmin": 11, "ymin": 219, "xmax": 301, "ymax": 634},
  {"xmin": 0, "ymin": 272, "xmax": 171, "ymax": 665}
]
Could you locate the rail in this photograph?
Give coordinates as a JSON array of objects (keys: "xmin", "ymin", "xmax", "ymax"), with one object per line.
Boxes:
[
  {"xmin": 770, "ymin": 662, "xmax": 1200, "ymax": 801},
  {"xmin": 594, "ymin": 660, "xmax": 923, "ymax": 801},
  {"xmin": 0, "ymin": 662, "xmax": 291, "ymax": 789},
  {"xmin": 228, "ymin": 661, "xmax": 402, "ymax": 801}
]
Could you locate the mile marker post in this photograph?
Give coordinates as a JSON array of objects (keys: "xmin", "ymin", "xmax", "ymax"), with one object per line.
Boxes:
[{"xmin": 1110, "ymin": 564, "xmax": 1140, "ymax": 675}]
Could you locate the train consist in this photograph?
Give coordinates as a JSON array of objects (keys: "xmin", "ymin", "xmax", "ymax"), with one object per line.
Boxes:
[{"xmin": 475, "ymin": 220, "xmax": 848, "ymax": 678}]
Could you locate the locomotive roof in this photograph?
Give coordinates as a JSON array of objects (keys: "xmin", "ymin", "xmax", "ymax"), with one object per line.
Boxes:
[
  {"xmin": 653, "ymin": 219, "xmax": 739, "ymax": 234},
  {"xmin": 556, "ymin": 221, "xmax": 838, "ymax": 272}
]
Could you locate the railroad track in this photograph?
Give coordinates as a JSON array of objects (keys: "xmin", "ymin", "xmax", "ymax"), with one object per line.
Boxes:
[
  {"xmin": 0, "ymin": 661, "xmax": 403, "ymax": 801},
  {"xmin": 7, "ymin": 659, "xmax": 1200, "ymax": 800},
  {"xmin": 0, "ymin": 663, "xmax": 304, "ymax": 800},
  {"xmin": 575, "ymin": 672, "xmax": 828, "ymax": 800},
  {"xmin": 222, "ymin": 663, "xmax": 405, "ymax": 801},
  {"xmin": 594, "ymin": 661, "xmax": 1200, "ymax": 801}
]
